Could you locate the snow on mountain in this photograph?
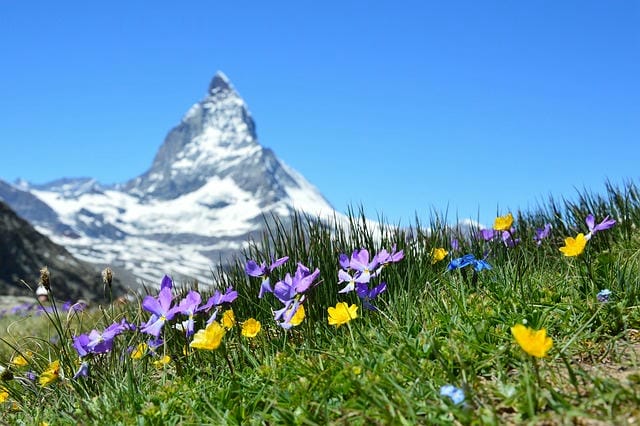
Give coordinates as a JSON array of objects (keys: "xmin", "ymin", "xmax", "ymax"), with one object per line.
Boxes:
[{"xmin": 1, "ymin": 72, "xmax": 335, "ymax": 288}]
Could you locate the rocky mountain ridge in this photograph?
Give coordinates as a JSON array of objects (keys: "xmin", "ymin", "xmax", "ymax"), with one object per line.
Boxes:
[{"xmin": 0, "ymin": 200, "xmax": 124, "ymax": 301}]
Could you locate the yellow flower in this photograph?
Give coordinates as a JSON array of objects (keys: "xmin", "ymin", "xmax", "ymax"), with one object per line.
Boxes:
[
  {"xmin": 559, "ymin": 233, "xmax": 587, "ymax": 257},
  {"xmin": 190, "ymin": 321, "xmax": 226, "ymax": 350},
  {"xmin": 222, "ymin": 310, "xmax": 236, "ymax": 330},
  {"xmin": 153, "ymin": 355, "xmax": 171, "ymax": 368},
  {"xmin": 328, "ymin": 302, "xmax": 358, "ymax": 327},
  {"xmin": 493, "ymin": 213, "xmax": 514, "ymax": 231},
  {"xmin": 241, "ymin": 318, "xmax": 261, "ymax": 338},
  {"xmin": 290, "ymin": 304, "xmax": 305, "ymax": 327},
  {"xmin": 511, "ymin": 324, "xmax": 553, "ymax": 358},
  {"xmin": 0, "ymin": 388, "xmax": 8, "ymax": 403},
  {"xmin": 430, "ymin": 247, "xmax": 448, "ymax": 264},
  {"xmin": 10, "ymin": 353, "xmax": 29, "ymax": 367},
  {"xmin": 130, "ymin": 343, "xmax": 148, "ymax": 360},
  {"xmin": 39, "ymin": 360, "xmax": 60, "ymax": 387}
]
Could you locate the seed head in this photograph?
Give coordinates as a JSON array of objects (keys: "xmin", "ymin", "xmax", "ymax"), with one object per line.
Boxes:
[
  {"xmin": 39, "ymin": 266, "xmax": 50, "ymax": 291},
  {"xmin": 102, "ymin": 267, "xmax": 113, "ymax": 289}
]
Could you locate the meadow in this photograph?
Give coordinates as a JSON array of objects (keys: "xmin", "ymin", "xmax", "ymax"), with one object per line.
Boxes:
[{"xmin": 1, "ymin": 180, "xmax": 639, "ymax": 425}]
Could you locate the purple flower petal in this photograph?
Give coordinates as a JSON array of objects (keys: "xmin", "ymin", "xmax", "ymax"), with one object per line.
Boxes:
[
  {"xmin": 338, "ymin": 253, "xmax": 350, "ymax": 270},
  {"xmin": 478, "ymin": 229, "xmax": 495, "ymax": 241},
  {"xmin": 585, "ymin": 214, "xmax": 596, "ymax": 232},
  {"xmin": 142, "ymin": 295, "xmax": 164, "ymax": 317},
  {"xmin": 220, "ymin": 287, "xmax": 238, "ymax": 304},
  {"xmin": 73, "ymin": 334, "xmax": 91, "ymax": 358},
  {"xmin": 593, "ymin": 215, "xmax": 616, "ymax": 232},
  {"xmin": 140, "ymin": 316, "xmax": 166, "ymax": 337},
  {"xmin": 73, "ymin": 361, "xmax": 90, "ymax": 379},
  {"xmin": 245, "ymin": 260, "xmax": 266, "ymax": 277},
  {"xmin": 295, "ymin": 267, "xmax": 320, "ymax": 293},
  {"xmin": 269, "ymin": 256, "xmax": 289, "ymax": 272},
  {"xmin": 160, "ymin": 275, "xmax": 173, "ymax": 290}
]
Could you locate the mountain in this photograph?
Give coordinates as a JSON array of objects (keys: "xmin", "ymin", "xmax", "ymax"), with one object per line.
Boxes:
[
  {"xmin": 0, "ymin": 72, "xmax": 335, "ymax": 287},
  {"xmin": 0, "ymin": 200, "xmax": 125, "ymax": 301}
]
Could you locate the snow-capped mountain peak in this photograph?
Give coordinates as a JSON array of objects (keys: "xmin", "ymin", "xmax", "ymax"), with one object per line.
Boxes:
[
  {"xmin": 125, "ymin": 72, "xmax": 262, "ymax": 201},
  {"xmin": 1, "ymin": 72, "xmax": 335, "ymax": 287},
  {"xmin": 208, "ymin": 70, "xmax": 233, "ymax": 94}
]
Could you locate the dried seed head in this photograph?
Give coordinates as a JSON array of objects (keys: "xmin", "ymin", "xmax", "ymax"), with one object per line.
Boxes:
[
  {"xmin": 102, "ymin": 267, "xmax": 113, "ymax": 288},
  {"xmin": 39, "ymin": 266, "xmax": 50, "ymax": 291},
  {"xmin": 0, "ymin": 366, "xmax": 13, "ymax": 382}
]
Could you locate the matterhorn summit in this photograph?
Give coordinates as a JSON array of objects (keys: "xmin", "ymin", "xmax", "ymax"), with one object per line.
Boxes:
[{"xmin": 0, "ymin": 72, "xmax": 335, "ymax": 286}]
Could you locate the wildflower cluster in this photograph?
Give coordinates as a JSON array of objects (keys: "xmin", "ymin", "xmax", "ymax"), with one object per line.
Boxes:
[
  {"xmin": 246, "ymin": 257, "xmax": 320, "ymax": 329},
  {"xmin": 0, "ymin": 300, "xmax": 86, "ymax": 320},
  {"xmin": 0, "ymin": 199, "xmax": 629, "ymax": 422},
  {"xmin": 332, "ymin": 246, "xmax": 404, "ymax": 322},
  {"xmin": 559, "ymin": 214, "xmax": 616, "ymax": 257}
]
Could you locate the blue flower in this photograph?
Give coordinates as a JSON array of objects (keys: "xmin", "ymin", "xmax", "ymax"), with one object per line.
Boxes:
[
  {"xmin": 440, "ymin": 384, "xmax": 465, "ymax": 405},
  {"xmin": 448, "ymin": 254, "xmax": 492, "ymax": 272},
  {"xmin": 597, "ymin": 289, "xmax": 612, "ymax": 303}
]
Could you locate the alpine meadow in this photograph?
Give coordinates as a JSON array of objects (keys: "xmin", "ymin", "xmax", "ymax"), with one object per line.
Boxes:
[{"xmin": 1, "ymin": 180, "xmax": 639, "ymax": 424}]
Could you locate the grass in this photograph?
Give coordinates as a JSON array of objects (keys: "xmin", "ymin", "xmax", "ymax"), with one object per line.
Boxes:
[{"xmin": 1, "ymin": 180, "xmax": 640, "ymax": 425}]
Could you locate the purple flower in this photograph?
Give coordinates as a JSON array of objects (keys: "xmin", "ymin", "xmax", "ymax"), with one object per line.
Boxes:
[
  {"xmin": 586, "ymin": 214, "xmax": 616, "ymax": 239},
  {"xmin": 273, "ymin": 273, "xmax": 299, "ymax": 304},
  {"xmin": 199, "ymin": 287, "xmax": 238, "ymax": 312},
  {"xmin": 346, "ymin": 249, "xmax": 379, "ymax": 284},
  {"xmin": 73, "ymin": 323, "xmax": 124, "ymax": 358},
  {"xmin": 176, "ymin": 291, "xmax": 202, "ymax": 336},
  {"xmin": 147, "ymin": 337, "xmax": 164, "ymax": 351},
  {"xmin": 375, "ymin": 245, "xmax": 405, "ymax": 266},
  {"xmin": 440, "ymin": 384, "xmax": 465, "ymax": 405},
  {"xmin": 597, "ymin": 289, "xmax": 612, "ymax": 303},
  {"xmin": 86, "ymin": 322, "xmax": 127, "ymax": 354},
  {"xmin": 338, "ymin": 269, "xmax": 357, "ymax": 294},
  {"xmin": 478, "ymin": 229, "xmax": 495, "ymax": 241},
  {"xmin": 292, "ymin": 263, "xmax": 321, "ymax": 293},
  {"xmin": 73, "ymin": 361, "xmax": 89, "ymax": 379},
  {"xmin": 140, "ymin": 287, "xmax": 181, "ymax": 337},
  {"xmin": 534, "ymin": 223, "xmax": 552, "ymax": 246},
  {"xmin": 356, "ymin": 281, "xmax": 387, "ymax": 311},
  {"xmin": 451, "ymin": 238, "xmax": 460, "ymax": 251},
  {"xmin": 73, "ymin": 334, "xmax": 91, "ymax": 358},
  {"xmin": 246, "ymin": 256, "xmax": 289, "ymax": 298},
  {"xmin": 197, "ymin": 287, "xmax": 237, "ymax": 325},
  {"xmin": 273, "ymin": 299, "xmax": 302, "ymax": 329},
  {"xmin": 160, "ymin": 275, "xmax": 173, "ymax": 291},
  {"xmin": 270, "ymin": 263, "xmax": 319, "ymax": 329},
  {"xmin": 501, "ymin": 229, "xmax": 520, "ymax": 247},
  {"xmin": 338, "ymin": 253, "xmax": 350, "ymax": 270},
  {"xmin": 69, "ymin": 301, "xmax": 88, "ymax": 312},
  {"xmin": 118, "ymin": 318, "xmax": 137, "ymax": 332}
]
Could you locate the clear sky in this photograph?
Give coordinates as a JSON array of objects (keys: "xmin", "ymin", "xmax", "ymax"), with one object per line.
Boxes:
[{"xmin": 1, "ymin": 1, "xmax": 638, "ymax": 226}]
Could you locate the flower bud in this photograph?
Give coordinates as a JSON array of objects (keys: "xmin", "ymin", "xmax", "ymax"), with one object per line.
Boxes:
[{"xmin": 36, "ymin": 284, "xmax": 49, "ymax": 303}]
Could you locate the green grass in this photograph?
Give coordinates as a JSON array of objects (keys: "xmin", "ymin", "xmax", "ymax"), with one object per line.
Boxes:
[{"xmin": 1, "ymin": 180, "xmax": 640, "ymax": 425}]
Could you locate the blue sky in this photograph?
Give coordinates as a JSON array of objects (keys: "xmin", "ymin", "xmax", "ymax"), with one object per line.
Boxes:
[{"xmin": 1, "ymin": 1, "xmax": 638, "ymax": 226}]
